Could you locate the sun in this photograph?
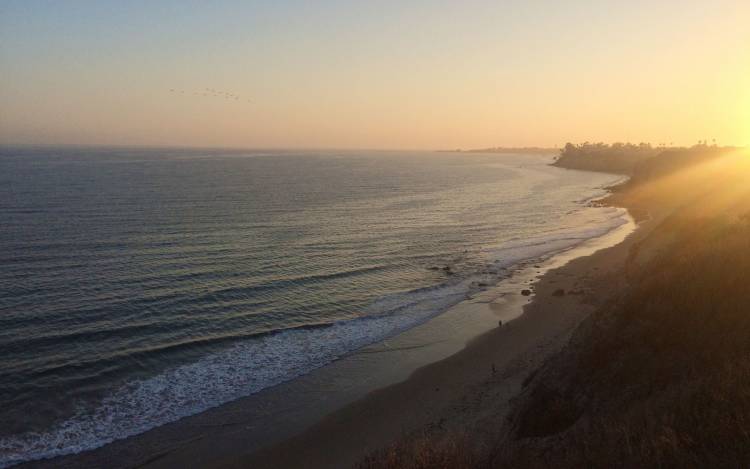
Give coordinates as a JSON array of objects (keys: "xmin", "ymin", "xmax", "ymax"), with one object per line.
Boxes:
[{"xmin": 737, "ymin": 88, "xmax": 750, "ymax": 148}]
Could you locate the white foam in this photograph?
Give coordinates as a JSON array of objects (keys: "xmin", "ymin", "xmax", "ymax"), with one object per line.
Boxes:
[
  {"xmin": 487, "ymin": 206, "xmax": 629, "ymax": 269},
  {"xmin": 0, "ymin": 282, "xmax": 471, "ymax": 467},
  {"xmin": 0, "ymin": 206, "xmax": 630, "ymax": 468}
]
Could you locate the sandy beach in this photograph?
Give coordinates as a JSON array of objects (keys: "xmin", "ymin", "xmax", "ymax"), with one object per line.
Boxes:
[{"xmin": 222, "ymin": 206, "xmax": 649, "ymax": 469}]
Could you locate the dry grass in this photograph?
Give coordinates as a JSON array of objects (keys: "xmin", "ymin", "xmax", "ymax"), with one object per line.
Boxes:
[{"xmin": 357, "ymin": 433, "xmax": 481, "ymax": 469}]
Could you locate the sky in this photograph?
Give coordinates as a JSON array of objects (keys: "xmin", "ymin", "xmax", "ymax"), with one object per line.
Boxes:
[{"xmin": 1, "ymin": 0, "xmax": 749, "ymax": 149}]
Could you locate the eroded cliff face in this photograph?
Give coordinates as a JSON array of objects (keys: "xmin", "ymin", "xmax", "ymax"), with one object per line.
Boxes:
[{"xmin": 499, "ymin": 148, "xmax": 750, "ymax": 468}]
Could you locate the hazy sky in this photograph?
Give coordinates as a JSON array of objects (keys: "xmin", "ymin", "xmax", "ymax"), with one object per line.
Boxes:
[{"xmin": 1, "ymin": 0, "xmax": 748, "ymax": 149}]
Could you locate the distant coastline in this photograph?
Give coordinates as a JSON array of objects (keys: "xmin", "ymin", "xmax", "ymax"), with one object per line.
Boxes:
[{"xmin": 438, "ymin": 147, "xmax": 559, "ymax": 154}]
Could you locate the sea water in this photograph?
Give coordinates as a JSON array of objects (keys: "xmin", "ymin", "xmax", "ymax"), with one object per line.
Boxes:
[{"xmin": 0, "ymin": 147, "xmax": 627, "ymax": 466}]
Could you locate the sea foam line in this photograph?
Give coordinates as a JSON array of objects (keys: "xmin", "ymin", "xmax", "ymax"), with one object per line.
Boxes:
[{"xmin": 0, "ymin": 206, "xmax": 630, "ymax": 468}]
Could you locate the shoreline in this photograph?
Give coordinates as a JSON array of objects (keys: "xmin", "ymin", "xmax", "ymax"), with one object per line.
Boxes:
[
  {"xmin": 17, "ymin": 187, "xmax": 635, "ymax": 469},
  {"xmin": 223, "ymin": 204, "xmax": 644, "ymax": 469}
]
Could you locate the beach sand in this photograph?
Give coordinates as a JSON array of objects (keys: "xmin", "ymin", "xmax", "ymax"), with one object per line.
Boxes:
[{"xmin": 213, "ymin": 209, "xmax": 653, "ymax": 469}]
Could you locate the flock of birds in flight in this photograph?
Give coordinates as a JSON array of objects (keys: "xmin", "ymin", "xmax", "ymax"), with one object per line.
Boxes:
[{"xmin": 169, "ymin": 88, "xmax": 251, "ymax": 103}]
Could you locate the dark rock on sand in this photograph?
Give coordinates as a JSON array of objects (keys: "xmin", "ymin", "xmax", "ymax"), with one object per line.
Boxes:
[{"xmin": 521, "ymin": 289, "xmax": 532, "ymax": 296}]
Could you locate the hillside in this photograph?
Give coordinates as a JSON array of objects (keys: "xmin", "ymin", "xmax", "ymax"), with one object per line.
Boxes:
[
  {"xmin": 497, "ymin": 148, "xmax": 750, "ymax": 467},
  {"xmin": 551, "ymin": 142, "xmax": 664, "ymax": 175}
]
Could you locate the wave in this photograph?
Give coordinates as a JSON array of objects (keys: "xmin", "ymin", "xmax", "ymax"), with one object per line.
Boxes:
[
  {"xmin": 0, "ymin": 206, "xmax": 630, "ymax": 468},
  {"xmin": 0, "ymin": 283, "xmax": 470, "ymax": 466},
  {"xmin": 487, "ymin": 207, "xmax": 628, "ymax": 269}
]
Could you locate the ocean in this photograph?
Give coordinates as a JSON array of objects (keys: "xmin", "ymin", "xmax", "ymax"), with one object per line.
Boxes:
[{"xmin": 0, "ymin": 146, "xmax": 627, "ymax": 466}]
